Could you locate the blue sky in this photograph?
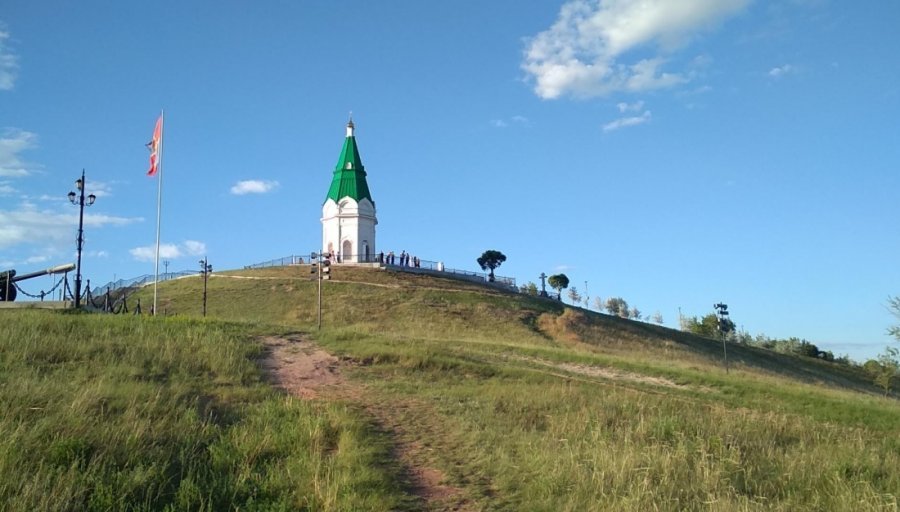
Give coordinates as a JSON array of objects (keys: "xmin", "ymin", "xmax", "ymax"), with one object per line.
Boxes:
[{"xmin": 1, "ymin": 1, "xmax": 898, "ymax": 360}]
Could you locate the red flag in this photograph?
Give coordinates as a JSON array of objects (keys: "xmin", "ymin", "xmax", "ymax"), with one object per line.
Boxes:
[{"xmin": 146, "ymin": 115, "xmax": 162, "ymax": 176}]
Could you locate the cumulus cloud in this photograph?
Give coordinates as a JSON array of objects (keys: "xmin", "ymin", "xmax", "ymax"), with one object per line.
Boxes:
[
  {"xmin": 230, "ymin": 179, "xmax": 279, "ymax": 195},
  {"xmin": 0, "ymin": 129, "xmax": 39, "ymax": 177},
  {"xmin": 0, "ymin": 30, "xmax": 17, "ymax": 91},
  {"xmin": 522, "ymin": 0, "xmax": 751, "ymax": 99},
  {"xmin": 182, "ymin": 240, "xmax": 206, "ymax": 255},
  {"xmin": 129, "ymin": 240, "xmax": 206, "ymax": 262},
  {"xmin": 603, "ymin": 110, "xmax": 652, "ymax": 132},
  {"xmin": 768, "ymin": 64, "xmax": 794, "ymax": 78},
  {"xmin": 0, "ymin": 203, "xmax": 142, "ymax": 251}
]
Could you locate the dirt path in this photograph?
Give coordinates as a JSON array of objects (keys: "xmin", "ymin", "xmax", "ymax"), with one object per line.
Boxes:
[{"xmin": 260, "ymin": 335, "xmax": 468, "ymax": 511}]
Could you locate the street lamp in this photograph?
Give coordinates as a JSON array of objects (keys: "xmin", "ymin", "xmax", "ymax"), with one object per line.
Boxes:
[
  {"xmin": 69, "ymin": 169, "xmax": 96, "ymax": 308},
  {"xmin": 199, "ymin": 257, "xmax": 212, "ymax": 316}
]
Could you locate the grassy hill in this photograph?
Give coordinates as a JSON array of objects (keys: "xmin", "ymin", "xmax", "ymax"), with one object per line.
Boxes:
[{"xmin": 2, "ymin": 265, "xmax": 898, "ymax": 511}]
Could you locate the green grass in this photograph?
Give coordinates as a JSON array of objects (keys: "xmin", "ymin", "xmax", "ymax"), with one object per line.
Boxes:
[
  {"xmin": 0, "ymin": 310, "xmax": 412, "ymax": 511},
  {"xmin": 5, "ymin": 265, "xmax": 899, "ymax": 510},
  {"xmin": 316, "ymin": 332, "xmax": 900, "ymax": 511}
]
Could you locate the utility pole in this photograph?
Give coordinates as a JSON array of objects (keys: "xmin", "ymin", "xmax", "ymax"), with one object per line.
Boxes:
[
  {"xmin": 318, "ymin": 254, "xmax": 323, "ymax": 329},
  {"xmin": 714, "ymin": 302, "xmax": 731, "ymax": 374},
  {"xmin": 199, "ymin": 257, "xmax": 212, "ymax": 316},
  {"xmin": 311, "ymin": 252, "xmax": 324, "ymax": 330}
]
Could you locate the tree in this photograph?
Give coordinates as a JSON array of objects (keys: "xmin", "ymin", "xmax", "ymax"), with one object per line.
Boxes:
[
  {"xmin": 651, "ymin": 311, "xmax": 664, "ymax": 325},
  {"xmin": 864, "ymin": 347, "xmax": 899, "ymax": 395},
  {"xmin": 519, "ymin": 282, "xmax": 538, "ymax": 296},
  {"xmin": 593, "ymin": 297, "xmax": 605, "ymax": 312},
  {"xmin": 630, "ymin": 307, "xmax": 642, "ymax": 320},
  {"xmin": 889, "ymin": 296, "xmax": 900, "ymax": 342},
  {"xmin": 605, "ymin": 297, "xmax": 630, "ymax": 318},
  {"xmin": 547, "ymin": 274, "xmax": 569, "ymax": 299},
  {"xmin": 477, "ymin": 250, "xmax": 506, "ymax": 282},
  {"xmin": 567, "ymin": 287, "xmax": 582, "ymax": 305},
  {"xmin": 682, "ymin": 314, "xmax": 720, "ymax": 338}
]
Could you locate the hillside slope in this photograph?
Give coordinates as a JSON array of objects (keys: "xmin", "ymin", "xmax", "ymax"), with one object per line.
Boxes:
[
  {"xmin": 45, "ymin": 265, "xmax": 897, "ymax": 510},
  {"xmin": 142, "ymin": 265, "xmax": 878, "ymax": 394}
]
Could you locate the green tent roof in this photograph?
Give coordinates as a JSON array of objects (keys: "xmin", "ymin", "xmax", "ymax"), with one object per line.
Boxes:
[{"xmin": 325, "ymin": 123, "xmax": 373, "ymax": 204}]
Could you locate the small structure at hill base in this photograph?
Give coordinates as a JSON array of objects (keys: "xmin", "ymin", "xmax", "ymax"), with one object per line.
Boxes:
[{"xmin": 321, "ymin": 117, "xmax": 377, "ymax": 263}]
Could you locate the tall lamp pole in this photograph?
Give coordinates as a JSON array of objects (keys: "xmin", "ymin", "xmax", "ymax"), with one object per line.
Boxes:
[{"xmin": 68, "ymin": 169, "xmax": 96, "ymax": 308}]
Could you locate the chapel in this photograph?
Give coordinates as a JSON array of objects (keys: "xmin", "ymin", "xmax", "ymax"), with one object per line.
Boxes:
[{"xmin": 321, "ymin": 118, "xmax": 377, "ymax": 262}]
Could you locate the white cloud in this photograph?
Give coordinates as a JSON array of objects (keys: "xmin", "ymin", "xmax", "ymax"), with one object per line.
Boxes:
[
  {"xmin": 129, "ymin": 240, "xmax": 206, "ymax": 262},
  {"xmin": 86, "ymin": 180, "xmax": 113, "ymax": 198},
  {"xmin": 522, "ymin": 0, "xmax": 751, "ymax": 99},
  {"xmin": 0, "ymin": 182, "xmax": 15, "ymax": 195},
  {"xmin": 603, "ymin": 110, "xmax": 652, "ymax": 132},
  {"xmin": 0, "ymin": 30, "xmax": 17, "ymax": 91},
  {"xmin": 230, "ymin": 179, "xmax": 279, "ymax": 195},
  {"xmin": 490, "ymin": 115, "xmax": 530, "ymax": 128},
  {"xmin": 617, "ymin": 100, "xmax": 645, "ymax": 112},
  {"xmin": 130, "ymin": 244, "xmax": 180, "ymax": 262},
  {"xmin": 183, "ymin": 240, "xmax": 206, "ymax": 256},
  {"xmin": 0, "ymin": 203, "xmax": 142, "ymax": 250},
  {"xmin": 768, "ymin": 64, "xmax": 794, "ymax": 78},
  {"xmin": 24, "ymin": 255, "xmax": 49, "ymax": 265},
  {"xmin": 0, "ymin": 129, "xmax": 39, "ymax": 177}
]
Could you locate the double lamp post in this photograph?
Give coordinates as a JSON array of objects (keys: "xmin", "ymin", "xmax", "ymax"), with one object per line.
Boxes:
[{"xmin": 68, "ymin": 169, "xmax": 96, "ymax": 308}]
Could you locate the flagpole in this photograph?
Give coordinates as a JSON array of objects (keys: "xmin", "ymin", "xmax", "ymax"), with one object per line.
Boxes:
[{"xmin": 153, "ymin": 110, "xmax": 164, "ymax": 315}]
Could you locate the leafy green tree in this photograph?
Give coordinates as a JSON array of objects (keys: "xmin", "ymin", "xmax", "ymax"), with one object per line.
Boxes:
[
  {"xmin": 519, "ymin": 282, "xmax": 539, "ymax": 296},
  {"xmin": 605, "ymin": 297, "xmax": 630, "ymax": 318},
  {"xmin": 864, "ymin": 347, "xmax": 899, "ymax": 395},
  {"xmin": 547, "ymin": 274, "xmax": 569, "ymax": 299},
  {"xmin": 889, "ymin": 296, "xmax": 900, "ymax": 342},
  {"xmin": 477, "ymin": 250, "xmax": 507, "ymax": 282},
  {"xmin": 682, "ymin": 314, "xmax": 721, "ymax": 338},
  {"xmin": 567, "ymin": 287, "xmax": 582, "ymax": 305}
]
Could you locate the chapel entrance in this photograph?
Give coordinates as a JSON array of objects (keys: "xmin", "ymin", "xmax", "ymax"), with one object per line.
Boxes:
[{"xmin": 342, "ymin": 240, "xmax": 353, "ymax": 263}]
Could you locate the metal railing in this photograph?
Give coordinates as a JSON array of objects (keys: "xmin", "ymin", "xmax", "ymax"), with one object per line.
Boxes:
[
  {"xmin": 245, "ymin": 252, "xmax": 517, "ymax": 288},
  {"xmin": 244, "ymin": 255, "xmax": 308, "ymax": 269},
  {"xmin": 86, "ymin": 251, "xmax": 518, "ymax": 299},
  {"xmin": 91, "ymin": 270, "xmax": 199, "ymax": 295}
]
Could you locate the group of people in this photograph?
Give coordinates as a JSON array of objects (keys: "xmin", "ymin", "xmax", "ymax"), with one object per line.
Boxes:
[{"xmin": 379, "ymin": 250, "xmax": 421, "ymax": 268}]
